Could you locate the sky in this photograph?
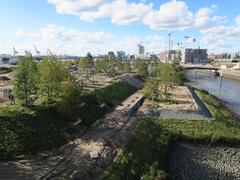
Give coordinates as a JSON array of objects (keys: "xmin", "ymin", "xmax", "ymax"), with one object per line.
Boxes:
[{"xmin": 0, "ymin": 0, "xmax": 240, "ymax": 56}]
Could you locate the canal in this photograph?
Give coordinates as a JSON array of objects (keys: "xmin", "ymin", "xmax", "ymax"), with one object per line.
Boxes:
[{"xmin": 186, "ymin": 70, "xmax": 240, "ymax": 112}]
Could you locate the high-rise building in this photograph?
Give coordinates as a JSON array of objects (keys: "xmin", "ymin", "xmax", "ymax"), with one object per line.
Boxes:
[
  {"xmin": 116, "ymin": 51, "xmax": 126, "ymax": 60},
  {"xmin": 136, "ymin": 44, "xmax": 145, "ymax": 55}
]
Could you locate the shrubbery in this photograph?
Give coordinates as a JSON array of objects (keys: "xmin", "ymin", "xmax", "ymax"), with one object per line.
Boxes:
[
  {"xmin": 0, "ymin": 81, "xmax": 137, "ymax": 158},
  {"xmin": 105, "ymin": 91, "xmax": 240, "ymax": 180}
]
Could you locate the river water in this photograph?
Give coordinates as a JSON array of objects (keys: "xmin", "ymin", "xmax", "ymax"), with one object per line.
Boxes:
[{"xmin": 185, "ymin": 70, "xmax": 240, "ymax": 112}]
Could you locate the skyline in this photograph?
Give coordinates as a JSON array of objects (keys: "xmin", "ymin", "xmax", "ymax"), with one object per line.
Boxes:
[{"xmin": 1, "ymin": 0, "xmax": 240, "ymax": 55}]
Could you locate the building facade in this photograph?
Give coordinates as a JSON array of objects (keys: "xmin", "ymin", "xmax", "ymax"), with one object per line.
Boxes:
[{"xmin": 181, "ymin": 48, "xmax": 208, "ymax": 64}]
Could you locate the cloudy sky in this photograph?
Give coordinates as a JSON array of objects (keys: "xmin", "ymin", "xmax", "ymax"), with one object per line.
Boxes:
[{"xmin": 0, "ymin": 0, "xmax": 240, "ymax": 55}]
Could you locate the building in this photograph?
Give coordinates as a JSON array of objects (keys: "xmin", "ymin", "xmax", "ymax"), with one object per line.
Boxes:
[
  {"xmin": 116, "ymin": 51, "xmax": 126, "ymax": 60},
  {"xmin": 0, "ymin": 54, "xmax": 13, "ymax": 64},
  {"xmin": 135, "ymin": 44, "xmax": 145, "ymax": 58},
  {"xmin": 159, "ymin": 50, "xmax": 180, "ymax": 62},
  {"xmin": 181, "ymin": 48, "xmax": 208, "ymax": 64},
  {"xmin": 108, "ymin": 51, "xmax": 115, "ymax": 57}
]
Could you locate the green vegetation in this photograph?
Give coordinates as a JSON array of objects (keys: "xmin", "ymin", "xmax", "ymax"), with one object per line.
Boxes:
[
  {"xmin": 0, "ymin": 105, "xmax": 66, "ymax": 159},
  {"xmin": 14, "ymin": 55, "xmax": 38, "ymax": 106},
  {"xmin": 0, "ymin": 81, "xmax": 136, "ymax": 158},
  {"xmin": 0, "ymin": 67, "xmax": 13, "ymax": 74},
  {"xmin": 38, "ymin": 55, "xmax": 69, "ymax": 104},
  {"xmin": 105, "ymin": 90, "xmax": 240, "ymax": 180},
  {"xmin": 143, "ymin": 60, "xmax": 185, "ymax": 103},
  {"xmin": 136, "ymin": 59, "xmax": 148, "ymax": 79}
]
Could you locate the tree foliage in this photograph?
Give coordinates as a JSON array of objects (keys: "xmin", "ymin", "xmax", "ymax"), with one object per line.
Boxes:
[
  {"xmin": 38, "ymin": 55, "xmax": 68, "ymax": 104},
  {"xmin": 14, "ymin": 55, "xmax": 37, "ymax": 106},
  {"xmin": 136, "ymin": 59, "xmax": 148, "ymax": 78},
  {"xmin": 79, "ymin": 52, "xmax": 94, "ymax": 69}
]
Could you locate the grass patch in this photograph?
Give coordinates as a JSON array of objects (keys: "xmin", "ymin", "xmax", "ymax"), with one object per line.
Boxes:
[{"xmin": 105, "ymin": 91, "xmax": 240, "ymax": 180}]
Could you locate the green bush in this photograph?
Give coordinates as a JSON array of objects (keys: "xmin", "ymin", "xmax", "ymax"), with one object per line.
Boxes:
[
  {"xmin": 57, "ymin": 81, "xmax": 136, "ymax": 125},
  {"xmin": 0, "ymin": 105, "xmax": 65, "ymax": 159}
]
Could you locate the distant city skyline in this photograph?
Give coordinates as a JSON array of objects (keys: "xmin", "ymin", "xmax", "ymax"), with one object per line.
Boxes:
[{"xmin": 1, "ymin": 0, "xmax": 240, "ymax": 55}]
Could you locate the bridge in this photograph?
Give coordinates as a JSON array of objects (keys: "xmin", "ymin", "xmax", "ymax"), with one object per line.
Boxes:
[{"xmin": 182, "ymin": 64, "xmax": 220, "ymax": 71}]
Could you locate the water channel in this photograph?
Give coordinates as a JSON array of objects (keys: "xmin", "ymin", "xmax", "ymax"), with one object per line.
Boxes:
[{"xmin": 186, "ymin": 70, "xmax": 240, "ymax": 112}]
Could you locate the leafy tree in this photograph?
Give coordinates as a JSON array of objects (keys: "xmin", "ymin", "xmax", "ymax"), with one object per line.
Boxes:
[
  {"xmin": 157, "ymin": 63, "xmax": 175, "ymax": 99},
  {"xmin": 58, "ymin": 78, "xmax": 83, "ymax": 121},
  {"xmin": 123, "ymin": 61, "xmax": 131, "ymax": 73},
  {"xmin": 14, "ymin": 55, "xmax": 37, "ymax": 106},
  {"xmin": 102, "ymin": 56, "xmax": 118, "ymax": 77},
  {"xmin": 95, "ymin": 60, "xmax": 105, "ymax": 73},
  {"xmin": 172, "ymin": 59, "xmax": 185, "ymax": 85},
  {"xmin": 38, "ymin": 55, "xmax": 68, "ymax": 104},
  {"xmin": 149, "ymin": 60, "xmax": 160, "ymax": 77},
  {"xmin": 143, "ymin": 79, "xmax": 159, "ymax": 106},
  {"xmin": 136, "ymin": 59, "xmax": 148, "ymax": 78},
  {"xmin": 79, "ymin": 52, "xmax": 94, "ymax": 69}
]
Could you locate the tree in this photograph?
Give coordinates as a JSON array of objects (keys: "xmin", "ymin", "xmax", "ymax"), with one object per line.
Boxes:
[
  {"xmin": 136, "ymin": 59, "xmax": 148, "ymax": 78},
  {"xmin": 38, "ymin": 55, "xmax": 68, "ymax": 104},
  {"xmin": 14, "ymin": 55, "xmax": 37, "ymax": 106},
  {"xmin": 79, "ymin": 52, "xmax": 94, "ymax": 69},
  {"xmin": 143, "ymin": 79, "xmax": 159, "ymax": 106},
  {"xmin": 102, "ymin": 56, "xmax": 118, "ymax": 77},
  {"xmin": 172, "ymin": 59, "xmax": 185, "ymax": 85},
  {"xmin": 157, "ymin": 63, "xmax": 175, "ymax": 100},
  {"xmin": 95, "ymin": 60, "xmax": 105, "ymax": 73},
  {"xmin": 123, "ymin": 61, "xmax": 131, "ymax": 73},
  {"xmin": 58, "ymin": 77, "xmax": 83, "ymax": 121}
]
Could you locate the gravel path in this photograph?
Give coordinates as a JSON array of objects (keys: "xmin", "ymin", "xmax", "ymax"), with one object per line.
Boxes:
[{"xmin": 166, "ymin": 142, "xmax": 240, "ymax": 180}]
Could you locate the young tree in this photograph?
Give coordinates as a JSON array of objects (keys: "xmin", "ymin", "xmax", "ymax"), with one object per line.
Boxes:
[
  {"xmin": 136, "ymin": 59, "xmax": 148, "ymax": 78},
  {"xmin": 38, "ymin": 55, "xmax": 68, "ymax": 104},
  {"xmin": 157, "ymin": 63, "xmax": 175, "ymax": 100},
  {"xmin": 14, "ymin": 55, "xmax": 37, "ymax": 106},
  {"xmin": 102, "ymin": 56, "xmax": 118, "ymax": 77},
  {"xmin": 143, "ymin": 79, "xmax": 159, "ymax": 106},
  {"xmin": 172, "ymin": 59, "xmax": 185, "ymax": 85},
  {"xmin": 123, "ymin": 61, "xmax": 131, "ymax": 73},
  {"xmin": 79, "ymin": 52, "xmax": 94, "ymax": 69}
]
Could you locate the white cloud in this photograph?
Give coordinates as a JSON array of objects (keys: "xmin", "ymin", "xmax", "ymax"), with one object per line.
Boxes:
[
  {"xmin": 47, "ymin": 0, "xmax": 107, "ymax": 15},
  {"xmin": 81, "ymin": 0, "xmax": 153, "ymax": 25},
  {"xmin": 13, "ymin": 24, "xmax": 113, "ymax": 55},
  {"xmin": 48, "ymin": 0, "xmax": 153, "ymax": 25},
  {"xmin": 194, "ymin": 5, "xmax": 226, "ymax": 30},
  {"xmin": 143, "ymin": 0, "xmax": 193, "ymax": 29},
  {"xmin": 16, "ymin": 24, "xmax": 113, "ymax": 43},
  {"xmin": 200, "ymin": 24, "xmax": 240, "ymax": 51},
  {"xmin": 235, "ymin": 15, "xmax": 240, "ymax": 26},
  {"xmin": 47, "ymin": 0, "xmax": 230, "ymax": 32}
]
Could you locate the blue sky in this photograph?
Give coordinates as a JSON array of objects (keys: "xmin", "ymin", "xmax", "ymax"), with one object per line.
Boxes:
[{"xmin": 0, "ymin": 0, "xmax": 240, "ymax": 55}]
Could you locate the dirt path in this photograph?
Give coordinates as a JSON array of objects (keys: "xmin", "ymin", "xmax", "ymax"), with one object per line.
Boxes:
[{"xmin": 0, "ymin": 93, "xmax": 141, "ymax": 180}]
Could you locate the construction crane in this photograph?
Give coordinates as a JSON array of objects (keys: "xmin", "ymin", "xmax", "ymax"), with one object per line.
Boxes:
[
  {"xmin": 12, "ymin": 46, "xmax": 18, "ymax": 63},
  {"xmin": 13, "ymin": 46, "xmax": 18, "ymax": 57},
  {"xmin": 168, "ymin": 32, "xmax": 173, "ymax": 61},
  {"xmin": 34, "ymin": 45, "xmax": 40, "ymax": 56}
]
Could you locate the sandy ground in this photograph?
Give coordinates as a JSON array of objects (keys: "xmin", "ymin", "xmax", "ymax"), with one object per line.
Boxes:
[{"xmin": 141, "ymin": 86, "xmax": 198, "ymax": 111}]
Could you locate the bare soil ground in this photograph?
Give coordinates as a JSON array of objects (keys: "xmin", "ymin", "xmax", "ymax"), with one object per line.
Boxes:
[{"xmin": 141, "ymin": 86, "xmax": 198, "ymax": 111}]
